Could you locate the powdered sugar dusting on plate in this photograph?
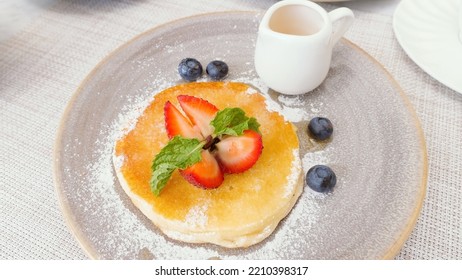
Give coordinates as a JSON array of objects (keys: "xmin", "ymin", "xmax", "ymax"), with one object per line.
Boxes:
[
  {"xmin": 236, "ymin": 75, "xmax": 311, "ymax": 123},
  {"xmin": 80, "ymin": 76, "xmax": 323, "ymax": 259},
  {"xmin": 302, "ymin": 147, "xmax": 332, "ymax": 173},
  {"xmin": 283, "ymin": 149, "xmax": 302, "ymax": 199}
]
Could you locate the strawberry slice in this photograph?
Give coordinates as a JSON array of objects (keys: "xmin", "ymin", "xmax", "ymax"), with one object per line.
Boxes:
[
  {"xmin": 215, "ymin": 130, "xmax": 263, "ymax": 173},
  {"xmin": 164, "ymin": 101, "xmax": 203, "ymax": 140},
  {"xmin": 164, "ymin": 97, "xmax": 223, "ymax": 188},
  {"xmin": 177, "ymin": 95, "xmax": 218, "ymax": 138},
  {"xmin": 180, "ymin": 150, "xmax": 224, "ymax": 189}
]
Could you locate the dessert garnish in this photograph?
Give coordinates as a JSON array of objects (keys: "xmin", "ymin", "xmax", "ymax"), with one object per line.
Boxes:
[
  {"xmin": 150, "ymin": 95, "xmax": 262, "ymax": 195},
  {"xmin": 178, "ymin": 58, "xmax": 229, "ymax": 81},
  {"xmin": 178, "ymin": 58, "xmax": 203, "ymax": 81},
  {"xmin": 306, "ymin": 165, "xmax": 337, "ymax": 193},
  {"xmin": 206, "ymin": 60, "xmax": 229, "ymax": 80},
  {"xmin": 308, "ymin": 117, "xmax": 333, "ymax": 141},
  {"xmin": 306, "ymin": 117, "xmax": 336, "ymax": 193}
]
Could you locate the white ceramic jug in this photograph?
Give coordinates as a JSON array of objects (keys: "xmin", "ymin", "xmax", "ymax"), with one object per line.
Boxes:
[{"xmin": 255, "ymin": 0, "xmax": 354, "ymax": 95}]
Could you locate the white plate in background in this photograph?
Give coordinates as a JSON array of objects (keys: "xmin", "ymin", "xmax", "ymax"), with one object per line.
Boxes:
[{"xmin": 393, "ymin": 0, "xmax": 462, "ymax": 94}]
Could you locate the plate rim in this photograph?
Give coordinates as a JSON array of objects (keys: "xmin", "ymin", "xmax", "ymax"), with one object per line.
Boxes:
[
  {"xmin": 53, "ymin": 11, "xmax": 428, "ymax": 260},
  {"xmin": 343, "ymin": 38, "xmax": 428, "ymax": 259}
]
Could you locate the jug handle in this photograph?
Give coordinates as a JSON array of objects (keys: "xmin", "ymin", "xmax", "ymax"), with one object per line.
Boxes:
[{"xmin": 328, "ymin": 8, "xmax": 355, "ymax": 45}]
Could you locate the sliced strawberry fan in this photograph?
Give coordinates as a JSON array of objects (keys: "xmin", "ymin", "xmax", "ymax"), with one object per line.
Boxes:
[{"xmin": 163, "ymin": 95, "xmax": 263, "ymax": 189}]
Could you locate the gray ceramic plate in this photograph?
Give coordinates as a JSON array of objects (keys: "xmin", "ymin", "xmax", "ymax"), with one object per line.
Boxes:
[{"xmin": 54, "ymin": 12, "xmax": 427, "ymax": 259}]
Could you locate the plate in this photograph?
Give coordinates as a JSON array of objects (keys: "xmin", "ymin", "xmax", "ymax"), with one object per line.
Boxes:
[
  {"xmin": 393, "ymin": 0, "xmax": 462, "ymax": 94},
  {"xmin": 54, "ymin": 12, "xmax": 427, "ymax": 259}
]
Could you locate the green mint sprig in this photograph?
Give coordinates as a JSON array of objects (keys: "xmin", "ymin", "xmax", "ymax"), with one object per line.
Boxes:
[
  {"xmin": 211, "ymin": 108, "xmax": 260, "ymax": 137},
  {"xmin": 150, "ymin": 107, "xmax": 261, "ymax": 196},
  {"xmin": 150, "ymin": 136, "xmax": 203, "ymax": 196}
]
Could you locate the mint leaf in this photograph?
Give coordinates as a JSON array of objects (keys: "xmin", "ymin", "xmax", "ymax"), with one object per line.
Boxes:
[
  {"xmin": 211, "ymin": 108, "xmax": 261, "ymax": 136},
  {"xmin": 150, "ymin": 136, "xmax": 203, "ymax": 195},
  {"xmin": 247, "ymin": 117, "xmax": 261, "ymax": 134},
  {"xmin": 150, "ymin": 163, "xmax": 176, "ymax": 196}
]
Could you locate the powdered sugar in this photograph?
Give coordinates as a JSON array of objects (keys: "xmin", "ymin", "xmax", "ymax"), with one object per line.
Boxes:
[
  {"xmin": 184, "ymin": 202, "xmax": 209, "ymax": 229},
  {"xmin": 283, "ymin": 149, "xmax": 302, "ymax": 199},
  {"xmin": 235, "ymin": 75, "xmax": 312, "ymax": 123},
  {"xmin": 302, "ymin": 147, "xmax": 331, "ymax": 173},
  {"xmin": 76, "ymin": 75, "xmax": 325, "ymax": 259}
]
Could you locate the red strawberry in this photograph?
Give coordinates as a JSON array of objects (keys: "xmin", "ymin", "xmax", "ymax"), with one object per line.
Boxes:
[
  {"xmin": 163, "ymin": 95, "xmax": 262, "ymax": 189},
  {"xmin": 177, "ymin": 95, "xmax": 218, "ymax": 138},
  {"xmin": 180, "ymin": 150, "xmax": 224, "ymax": 189},
  {"xmin": 164, "ymin": 97, "xmax": 223, "ymax": 188},
  {"xmin": 164, "ymin": 101, "xmax": 203, "ymax": 140},
  {"xmin": 215, "ymin": 130, "xmax": 263, "ymax": 173}
]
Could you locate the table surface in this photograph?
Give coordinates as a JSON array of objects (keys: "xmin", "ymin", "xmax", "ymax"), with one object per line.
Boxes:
[
  {"xmin": 1, "ymin": 0, "xmax": 461, "ymax": 259},
  {"xmin": 0, "ymin": 0, "xmax": 401, "ymax": 42}
]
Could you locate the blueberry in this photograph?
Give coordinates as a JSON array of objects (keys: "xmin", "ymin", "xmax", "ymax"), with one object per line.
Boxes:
[
  {"xmin": 178, "ymin": 58, "xmax": 203, "ymax": 81},
  {"xmin": 308, "ymin": 117, "xmax": 333, "ymax": 140},
  {"xmin": 206, "ymin": 60, "xmax": 229, "ymax": 80},
  {"xmin": 306, "ymin": 165, "xmax": 337, "ymax": 193}
]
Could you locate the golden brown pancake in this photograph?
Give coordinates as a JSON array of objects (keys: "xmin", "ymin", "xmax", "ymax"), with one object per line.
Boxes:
[{"xmin": 114, "ymin": 81, "xmax": 302, "ymax": 248}]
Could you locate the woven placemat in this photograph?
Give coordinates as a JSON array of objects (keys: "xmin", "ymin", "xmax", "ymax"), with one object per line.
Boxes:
[{"xmin": 0, "ymin": 0, "xmax": 460, "ymax": 259}]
